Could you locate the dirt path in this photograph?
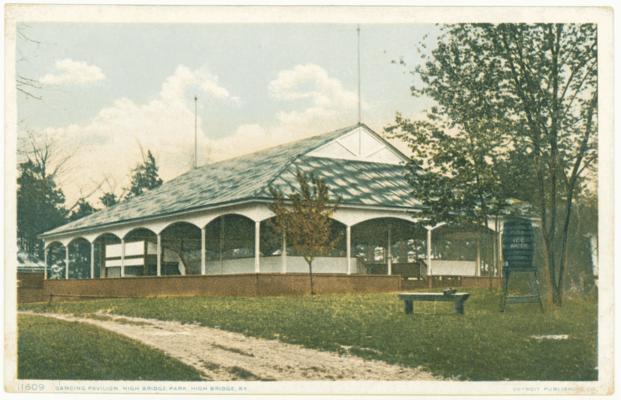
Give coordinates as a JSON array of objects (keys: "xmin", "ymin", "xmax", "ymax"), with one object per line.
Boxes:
[{"xmin": 21, "ymin": 311, "xmax": 437, "ymax": 381}]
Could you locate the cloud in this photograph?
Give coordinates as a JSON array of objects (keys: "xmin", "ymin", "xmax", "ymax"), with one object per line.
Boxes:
[
  {"xmin": 36, "ymin": 65, "xmax": 239, "ymax": 205},
  {"xmin": 160, "ymin": 66, "xmax": 240, "ymax": 105},
  {"xmin": 269, "ymin": 64, "xmax": 357, "ymax": 105},
  {"xmin": 39, "ymin": 59, "xmax": 106, "ymax": 86},
  {"xmin": 34, "ymin": 63, "xmax": 360, "ymax": 207},
  {"xmin": 268, "ymin": 64, "xmax": 359, "ymax": 130},
  {"xmin": 204, "ymin": 64, "xmax": 361, "ymax": 161}
]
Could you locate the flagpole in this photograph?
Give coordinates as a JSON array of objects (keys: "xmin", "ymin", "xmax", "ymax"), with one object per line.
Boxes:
[
  {"xmin": 193, "ymin": 95, "xmax": 198, "ymax": 168},
  {"xmin": 357, "ymin": 24, "xmax": 361, "ymax": 124}
]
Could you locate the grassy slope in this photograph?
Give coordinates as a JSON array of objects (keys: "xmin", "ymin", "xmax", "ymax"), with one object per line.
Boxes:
[
  {"xmin": 21, "ymin": 289, "xmax": 597, "ymax": 381},
  {"xmin": 18, "ymin": 314, "xmax": 203, "ymax": 381}
]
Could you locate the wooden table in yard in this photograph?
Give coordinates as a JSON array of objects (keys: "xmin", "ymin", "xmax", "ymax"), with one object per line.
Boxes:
[{"xmin": 398, "ymin": 292, "xmax": 471, "ymax": 315}]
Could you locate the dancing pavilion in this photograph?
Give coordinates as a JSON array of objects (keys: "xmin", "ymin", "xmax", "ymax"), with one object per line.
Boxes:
[{"xmin": 40, "ymin": 123, "xmax": 500, "ymax": 281}]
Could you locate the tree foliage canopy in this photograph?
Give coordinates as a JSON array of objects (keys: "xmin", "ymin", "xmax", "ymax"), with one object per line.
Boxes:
[
  {"xmin": 99, "ymin": 192, "xmax": 119, "ymax": 208},
  {"xmin": 389, "ymin": 23, "xmax": 597, "ymax": 305},
  {"xmin": 69, "ymin": 198, "xmax": 98, "ymax": 221},
  {"xmin": 125, "ymin": 150, "xmax": 163, "ymax": 199},
  {"xmin": 17, "ymin": 155, "xmax": 66, "ymax": 258}
]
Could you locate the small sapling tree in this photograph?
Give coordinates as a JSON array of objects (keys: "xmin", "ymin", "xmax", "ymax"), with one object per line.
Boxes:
[{"xmin": 269, "ymin": 169, "xmax": 340, "ymax": 295}]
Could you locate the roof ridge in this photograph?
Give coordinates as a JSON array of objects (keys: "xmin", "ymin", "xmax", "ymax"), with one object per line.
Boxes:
[{"xmin": 200, "ymin": 123, "xmax": 361, "ymax": 168}]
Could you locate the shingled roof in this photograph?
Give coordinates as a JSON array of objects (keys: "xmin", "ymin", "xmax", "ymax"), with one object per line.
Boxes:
[{"xmin": 42, "ymin": 124, "xmax": 419, "ymax": 238}]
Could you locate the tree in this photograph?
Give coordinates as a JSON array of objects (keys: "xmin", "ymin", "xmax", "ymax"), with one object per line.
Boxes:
[
  {"xmin": 563, "ymin": 191, "xmax": 598, "ymax": 294},
  {"xmin": 17, "ymin": 140, "xmax": 68, "ymax": 258},
  {"xmin": 16, "ymin": 24, "xmax": 44, "ymax": 100},
  {"xmin": 386, "ymin": 117, "xmax": 520, "ymax": 282},
  {"xmin": 68, "ymin": 198, "xmax": 97, "ymax": 221},
  {"xmin": 269, "ymin": 169, "xmax": 340, "ymax": 295},
  {"xmin": 125, "ymin": 150, "xmax": 163, "ymax": 199},
  {"xmin": 392, "ymin": 23, "xmax": 597, "ymax": 305},
  {"xmin": 386, "ymin": 118, "xmax": 515, "ymax": 228},
  {"xmin": 99, "ymin": 192, "xmax": 118, "ymax": 208}
]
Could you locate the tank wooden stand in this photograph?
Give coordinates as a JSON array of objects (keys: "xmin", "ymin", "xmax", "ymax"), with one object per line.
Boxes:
[{"xmin": 500, "ymin": 267, "xmax": 544, "ymax": 312}]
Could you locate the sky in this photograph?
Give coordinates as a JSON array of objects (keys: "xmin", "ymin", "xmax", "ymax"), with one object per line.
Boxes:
[{"xmin": 16, "ymin": 23, "xmax": 439, "ymax": 207}]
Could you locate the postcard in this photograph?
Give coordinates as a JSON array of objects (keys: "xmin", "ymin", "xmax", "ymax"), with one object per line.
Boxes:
[{"xmin": 4, "ymin": 4, "xmax": 614, "ymax": 397}]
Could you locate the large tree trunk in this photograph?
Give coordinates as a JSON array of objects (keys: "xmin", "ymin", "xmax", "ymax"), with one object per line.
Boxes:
[{"xmin": 552, "ymin": 283, "xmax": 563, "ymax": 306}]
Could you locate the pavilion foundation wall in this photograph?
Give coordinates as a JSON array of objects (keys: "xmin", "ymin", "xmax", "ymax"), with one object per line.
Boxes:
[
  {"xmin": 460, "ymin": 276, "xmax": 502, "ymax": 289},
  {"xmin": 34, "ymin": 273, "xmax": 401, "ymax": 302},
  {"xmin": 17, "ymin": 273, "xmax": 502, "ymax": 303},
  {"xmin": 17, "ymin": 272, "xmax": 48, "ymax": 303}
]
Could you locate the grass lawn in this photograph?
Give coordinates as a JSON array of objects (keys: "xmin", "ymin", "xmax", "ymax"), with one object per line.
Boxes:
[
  {"xmin": 18, "ymin": 314, "xmax": 203, "ymax": 380},
  {"xmin": 21, "ymin": 289, "xmax": 597, "ymax": 381}
]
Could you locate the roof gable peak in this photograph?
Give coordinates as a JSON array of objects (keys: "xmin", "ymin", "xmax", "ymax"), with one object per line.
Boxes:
[{"xmin": 305, "ymin": 124, "xmax": 407, "ymax": 165}]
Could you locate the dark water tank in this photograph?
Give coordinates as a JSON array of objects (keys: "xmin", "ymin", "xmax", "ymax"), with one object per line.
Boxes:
[{"xmin": 502, "ymin": 217, "xmax": 535, "ymax": 269}]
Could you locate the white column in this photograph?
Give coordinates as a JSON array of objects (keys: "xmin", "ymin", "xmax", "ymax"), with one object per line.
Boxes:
[
  {"xmin": 426, "ymin": 228, "xmax": 432, "ymax": 286},
  {"xmin": 475, "ymin": 238, "xmax": 481, "ymax": 277},
  {"xmin": 43, "ymin": 243, "xmax": 48, "ymax": 280},
  {"xmin": 387, "ymin": 226, "xmax": 392, "ymax": 275},
  {"xmin": 156, "ymin": 234, "xmax": 162, "ymax": 276},
  {"xmin": 65, "ymin": 245, "xmax": 69, "ymax": 280},
  {"xmin": 254, "ymin": 221, "xmax": 260, "ymax": 273},
  {"xmin": 120, "ymin": 239, "xmax": 125, "ymax": 278},
  {"xmin": 201, "ymin": 227, "xmax": 206, "ymax": 275},
  {"xmin": 281, "ymin": 231, "xmax": 287, "ymax": 274},
  {"xmin": 90, "ymin": 243, "xmax": 95, "ymax": 279},
  {"xmin": 346, "ymin": 225, "xmax": 352, "ymax": 275}
]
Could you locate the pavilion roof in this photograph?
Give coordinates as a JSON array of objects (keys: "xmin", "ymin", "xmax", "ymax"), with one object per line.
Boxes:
[{"xmin": 42, "ymin": 123, "xmax": 420, "ymax": 238}]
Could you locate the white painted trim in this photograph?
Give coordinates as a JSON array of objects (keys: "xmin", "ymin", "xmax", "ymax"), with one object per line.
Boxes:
[
  {"xmin": 90, "ymin": 231, "xmax": 123, "ymax": 243},
  {"xmin": 254, "ymin": 221, "xmax": 260, "ymax": 273},
  {"xmin": 346, "ymin": 225, "xmax": 352, "ymax": 275},
  {"xmin": 120, "ymin": 239, "xmax": 125, "ymax": 278},
  {"xmin": 427, "ymin": 228, "xmax": 432, "ymax": 280},
  {"xmin": 333, "ymin": 207, "xmax": 420, "ymax": 227},
  {"xmin": 121, "ymin": 226, "xmax": 159, "ymax": 239},
  {"xmin": 157, "ymin": 220, "xmax": 202, "ymax": 234},
  {"xmin": 67, "ymin": 236, "xmax": 92, "ymax": 246},
  {"xmin": 335, "ymin": 139, "xmax": 358, "ymax": 156},
  {"xmin": 281, "ymin": 232, "xmax": 287, "ymax": 274},
  {"xmin": 42, "ymin": 203, "xmax": 428, "ymax": 251},
  {"xmin": 363, "ymin": 145, "xmax": 387, "ymax": 159},
  {"xmin": 90, "ymin": 244, "xmax": 95, "ymax": 279},
  {"xmin": 106, "ymin": 257, "xmax": 145, "ymax": 268},
  {"xmin": 40, "ymin": 199, "xmax": 265, "ymax": 240},
  {"xmin": 307, "ymin": 125, "xmax": 408, "ymax": 165},
  {"xmin": 387, "ymin": 226, "xmax": 392, "ymax": 275},
  {"xmin": 41, "ymin": 198, "xmax": 419, "ymax": 243},
  {"xmin": 475, "ymin": 238, "xmax": 481, "ymax": 277},
  {"xmin": 64, "ymin": 246, "xmax": 69, "ymax": 280},
  {"xmin": 156, "ymin": 234, "xmax": 162, "ymax": 277},
  {"xmin": 201, "ymin": 227, "xmax": 206, "ymax": 275},
  {"xmin": 43, "ymin": 246, "xmax": 48, "ymax": 280}
]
